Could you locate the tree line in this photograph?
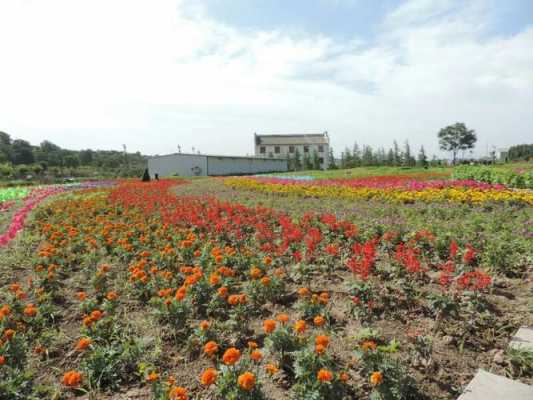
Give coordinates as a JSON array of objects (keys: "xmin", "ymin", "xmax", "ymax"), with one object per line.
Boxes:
[
  {"xmin": 0, "ymin": 131, "xmax": 146, "ymax": 180},
  {"xmin": 507, "ymin": 144, "xmax": 533, "ymax": 161}
]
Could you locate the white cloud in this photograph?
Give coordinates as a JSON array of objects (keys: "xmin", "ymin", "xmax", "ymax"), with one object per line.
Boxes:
[{"xmin": 0, "ymin": 0, "xmax": 532, "ymax": 157}]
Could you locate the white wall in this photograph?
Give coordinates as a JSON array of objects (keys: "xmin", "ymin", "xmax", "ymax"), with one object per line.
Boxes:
[
  {"xmin": 148, "ymin": 154, "xmax": 208, "ymax": 177},
  {"xmin": 148, "ymin": 154, "xmax": 288, "ymax": 177},
  {"xmin": 208, "ymin": 156, "xmax": 287, "ymax": 175}
]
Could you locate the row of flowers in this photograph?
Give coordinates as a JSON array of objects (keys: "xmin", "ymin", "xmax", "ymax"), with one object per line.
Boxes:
[
  {"xmin": 224, "ymin": 176, "xmax": 533, "ymax": 204},
  {"xmin": 0, "ymin": 181, "xmax": 117, "ymax": 248},
  {"xmin": 1, "ymin": 180, "xmax": 498, "ymax": 399}
]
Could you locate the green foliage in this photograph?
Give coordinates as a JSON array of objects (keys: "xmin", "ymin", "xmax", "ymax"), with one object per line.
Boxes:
[
  {"xmin": 453, "ymin": 165, "xmax": 533, "ymax": 189},
  {"xmin": 0, "ymin": 132, "xmax": 147, "ymax": 180},
  {"xmin": 505, "ymin": 347, "xmax": 533, "ymax": 378},
  {"xmin": 355, "ymin": 339, "xmax": 419, "ymax": 400},
  {"xmin": 215, "ymin": 365, "xmax": 264, "ymax": 400},
  {"xmin": 293, "ymin": 346, "xmax": 347, "ymax": 400},
  {"xmin": 81, "ymin": 339, "xmax": 143, "ymax": 391},
  {"xmin": 438, "ymin": 122, "xmax": 477, "ymax": 164},
  {"xmin": 507, "ymin": 144, "xmax": 533, "ymax": 161}
]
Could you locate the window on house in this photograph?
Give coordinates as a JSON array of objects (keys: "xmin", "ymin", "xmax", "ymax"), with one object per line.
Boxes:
[
  {"xmin": 289, "ymin": 145, "xmax": 295, "ymax": 153},
  {"xmin": 318, "ymin": 145, "xmax": 324, "ymax": 152},
  {"xmin": 259, "ymin": 146, "xmax": 266, "ymax": 154},
  {"xmin": 274, "ymin": 146, "xmax": 280, "ymax": 154},
  {"xmin": 304, "ymin": 145, "xmax": 309, "ymax": 153}
]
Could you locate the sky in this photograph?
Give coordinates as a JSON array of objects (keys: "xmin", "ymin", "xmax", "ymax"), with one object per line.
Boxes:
[{"xmin": 1, "ymin": 0, "xmax": 532, "ymax": 158}]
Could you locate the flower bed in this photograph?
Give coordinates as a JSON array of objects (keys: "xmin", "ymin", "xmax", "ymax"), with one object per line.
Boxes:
[
  {"xmin": 224, "ymin": 176, "xmax": 533, "ymax": 204},
  {"xmin": 1, "ymin": 179, "xmax": 529, "ymax": 399},
  {"xmin": 0, "ymin": 181, "xmax": 117, "ymax": 248}
]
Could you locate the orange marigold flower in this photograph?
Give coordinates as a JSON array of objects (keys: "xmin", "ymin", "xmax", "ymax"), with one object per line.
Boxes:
[
  {"xmin": 62, "ymin": 370, "xmax": 83, "ymax": 387},
  {"xmin": 250, "ymin": 267, "xmax": 262, "ymax": 279},
  {"xmin": 9, "ymin": 283, "xmax": 21, "ymax": 292},
  {"xmin": 199, "ymin": 320, "xmax": 210, "ymax": 331},
  {"xmin": 204, "ymin": 341, "xmax": 219, "ymax": 356},
  {"xmin": 106, "ymin": 291, "xmax": 118, "ymax": 301},
  {"xmin": 23, "ymin": 304, "xmax": 37, "ymax": 317},
  {"xmin": 169, "ymin": 386, "xmax": 188, "ymax": 400},
  {"xmin": 293, "ymin": 320, "xmax": 307, "ymax": 334},
  {"xmin": 266, "ymin": 363, "xmax": 279, "ymax": 375},
  {"xmin": 222, "ymin": 347, "xmax": 241, "ymax": 365},
  {"xmin": 75, "ymin": 337, "xmax": 92, "ymax": 351},
  {"xmin": 0, "ymin": 304, "xmax": 11, "ymax": 317},
  {"xmin": 315, "ymin": 344, "xmax": 326, "ymax": 355},
  {"xmin": 315, "ymin": 335, "xmax": 330, "ymax": 347},
  {"xmin": 317, "ymin": 369, "xmax": 333, "ymax": 382},
  {"xmin": 276, "ymin": 313, "xmax": 289, "ymax": 324},
  {"xmin": 261, "ymin": 276, "xmax": 271, "ymax": 286},
  {"xmin": 247, "ymin": 341, "xmax": 258, "ymax": 349},
  {"xmin": 361, "ymin": 340, "xmax": 377, "ymax": 352},
  {"xmin": 263, "ymin": 319, "xmax": 276, "ymax": 334},
  {"xmin": 217, "ymin": 286, "xmax": 228, "ymax": 298},
  {"xmin": 90, "ymin": 310, "xmax": 103, "ymax": 321},
  {"xmin": 146, "ymin": 372, "xmax": 159, "ymax": 382},
  {"xmin": 319, "ymin": 292, "xmax": 329, "ymax": 304},
  {"xmin": 237, "ymin": 372, "xmax": 256, "ymax": 391},
  {"xmin": 313, "ymin": 315, "xmax": 325, "ymax": 326},
  {"xmin": 370, "ymin": 371, "xmax": 383, "ymax": 386},
  {"xmin": 0, "ymin": 355, "xmax": 5, "ymax": 365},
  {"xmin": 194, "ymin": 249, "xmax": 202, "ymax": 257},
  {"xmin": 263, "ymin": 256, "xmax": 272, "ymax": 266},
  {"xmin": 214, "ymin": 255, "xmax": 224, "ymax": 264},
  {"xmin": 209, "ymin": 273, "xmax": 221, "ymax": 286},
  {"xmin": 250, "ymin": 350, "xmax": 263, "ymax": 362},
  {"xmin": 175, "ymin": 286, "xmax": 187, "ymax": 301},
  {"xmin": 200, "ymin": 368, "xmax": 217, "ymax": 386},
  {"xmin": 339, "ymin": 372, "xmax": 349, "ymax": 383},
  {"xmin": 238, "ymin": 294, "xmax": 247, "ymax": 304},
  {"xmin": 298, "ymin": 287, "xmax": 311, "ymax": 297},
  {"xmin": 76, "ymin": 291, "xmax": 87, "ymax": 301},
  {"xmin": 4, "ymin": 329, "xmax": 15, "ymax": 340},
  {"xmin": 227, "ymin": 294, "xmax": 239, "ymax": 306}
]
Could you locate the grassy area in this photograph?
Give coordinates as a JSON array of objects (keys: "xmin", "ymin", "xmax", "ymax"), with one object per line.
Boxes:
[{"xmin": 278, "ymin": 166, "xmax": 452, "ymax": 179}]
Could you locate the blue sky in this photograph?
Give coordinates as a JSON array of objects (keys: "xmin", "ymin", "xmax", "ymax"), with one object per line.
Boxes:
[
  {"xmin": 197, "ymin": 0, "xmax": 533, "ymax": 40},
  {"xmin": 0, "ymin": 0, "xmax": 532, "ymax": 158}
]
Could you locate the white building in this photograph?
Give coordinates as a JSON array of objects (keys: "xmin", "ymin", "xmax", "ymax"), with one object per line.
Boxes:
[
  {"xmin": 148, "ymin": 153, "xmax": 287, "ymax": 177},
  {"xmin": 254, "ymin": 132, "xmax": 330, "ymax": 169}
]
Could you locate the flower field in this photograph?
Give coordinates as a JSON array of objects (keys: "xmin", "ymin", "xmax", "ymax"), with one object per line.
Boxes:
[
  {"xmin": 224, "ymin": 175, "xmax": 533, "ymax": 204},
  {"xmin": 0, "ymin": 176, "xmax": 532, "ymax": 399}
]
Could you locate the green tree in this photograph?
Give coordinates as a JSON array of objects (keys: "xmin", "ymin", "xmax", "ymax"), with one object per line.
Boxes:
[
  {"xmin": 328, "ymin": 147, "xmax": 337, "ymax": 169},
  {"xmin": 386, "ymin": 148, "xmax": 394, "ymax": 166},
  {"xmin": 361, "ymin": 145, "xmax": 374, "ymax": 166},
  {"xmin": 311, "ymin": 150, "xmax": 321, "ymax": 170},
  {"xmin": 11, "ymin": 139, "xmax": 35, "ymax": 165},
  {"xmin": 352, "ymin": 142, "xmax": 361, "ymax": 167},
  {"xmin": 293, "ymin": 148, "xmax": 302, "ymax": 171},
  {"xmin": 0, "ymin": 131, "xmax": 11, "ymax": 163},
  {"xmin": 303, "ymin": 151, "xmax": 312, "ymax": 170},
  {"xmin": 393, "ymin": 140, "xmax": 401, "ymax": 166},
  {"xmin": 342, "ymin": 147, "xmax": 353, "ymax": 168},
  {"xmin": 417, "ymin": 146, "xmax": 428, "ymax": 168},
  {"xmin": 438, "ymin": 122, "xmax": 477, "ymax": 164},
  {"xmin": 65, "ymin": 154, "xmax": 80, "ymax": 168},
  {"xmin": 79, "ymin": 149, "xmax": 94, "ymax": 165}
]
